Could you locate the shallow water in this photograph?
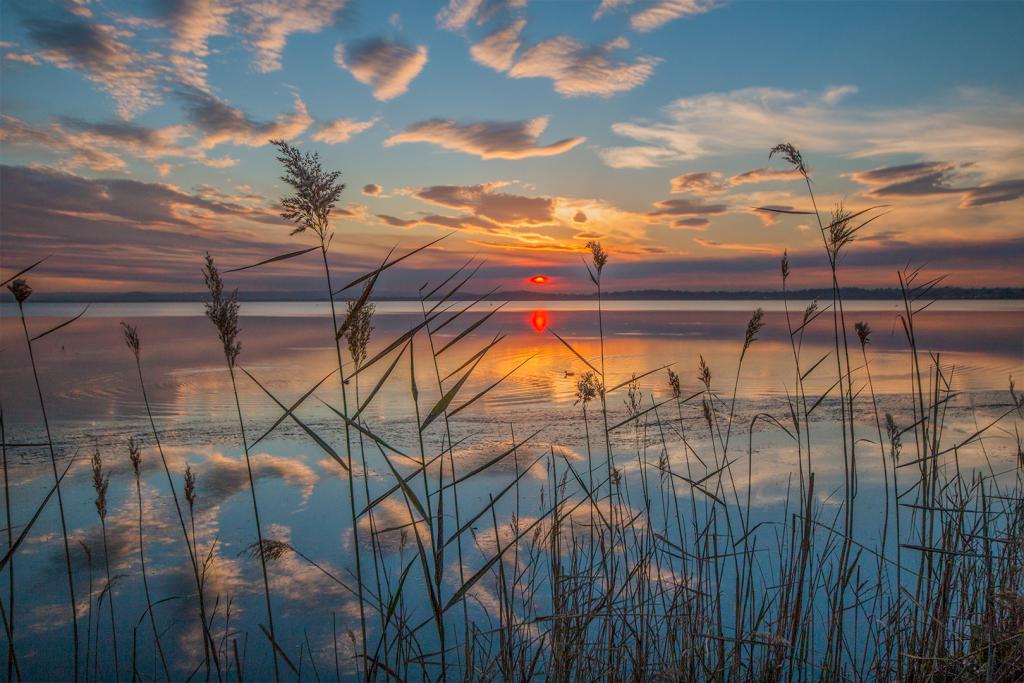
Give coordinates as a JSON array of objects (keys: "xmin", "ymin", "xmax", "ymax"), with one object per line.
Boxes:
[{"xmin": 1, "ymin": 300, "xmax": 1021, "ymax": 679}]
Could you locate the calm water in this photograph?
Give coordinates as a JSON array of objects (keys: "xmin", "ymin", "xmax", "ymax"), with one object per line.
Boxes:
[{"xmin": 1, "ymin": 300, "xmax": 1021, "ymax": 679}]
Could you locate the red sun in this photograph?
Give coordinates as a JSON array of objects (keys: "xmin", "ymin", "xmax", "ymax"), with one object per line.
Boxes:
[{"xmin": 529, "ymin": 275, "xmax": 549, "ymax": 284}]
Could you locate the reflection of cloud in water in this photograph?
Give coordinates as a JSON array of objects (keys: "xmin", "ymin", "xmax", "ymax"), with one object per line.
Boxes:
[
  {"xmin": 357, "ymin": 496, "xmax": 431, "ymax": 554},
  {"xmin": 197, "ymin": 450, "xmax": 319, "ymax": 502}
]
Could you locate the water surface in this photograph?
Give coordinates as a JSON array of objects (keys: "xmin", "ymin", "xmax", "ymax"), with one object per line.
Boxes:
[{"xmin": 1, "ymin": 300, "xmax": 1021, "ymax": 679}]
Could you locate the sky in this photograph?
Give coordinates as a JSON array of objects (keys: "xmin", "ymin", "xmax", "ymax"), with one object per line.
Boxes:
[{"xmin": 1, "ymin": 0, "xmax": 1023, "ymax": 296}]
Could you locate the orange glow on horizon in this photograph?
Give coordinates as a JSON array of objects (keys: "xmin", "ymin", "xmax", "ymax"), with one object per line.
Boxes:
[{"xmin": 529, "ymin": 275, "xmax": 549, "ymax": 284}]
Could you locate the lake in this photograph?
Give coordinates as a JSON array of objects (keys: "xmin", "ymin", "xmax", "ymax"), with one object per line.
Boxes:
[{"xmin": 1, "ymin": 299, "xmax": 1021, "ymax": 680}]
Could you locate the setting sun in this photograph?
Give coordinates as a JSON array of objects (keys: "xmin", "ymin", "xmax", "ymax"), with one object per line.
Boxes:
[{"xmin": 530, "ymin": 275, "xmax": 549, "ymax": 284}]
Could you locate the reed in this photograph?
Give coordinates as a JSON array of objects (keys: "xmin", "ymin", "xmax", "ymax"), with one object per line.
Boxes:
[
  {"xmin": 8, "ymin": 277, "xmax": 80, "ymax": 681},
  {"xmin": 3, "ymin": 143, "xmax": 1021, "ymax": 682},
  {"xmin": 90, "ymin": 446, "xmax": 120, "ymax": 682},
  {"xmin": 120, "ymin": 322, "xmax": 219, "ymax": 681},
  {"xmin": 202, "ymin": 253, "xmax": 280, "ymax": 682},
  {"xmin": 128, "ymin": 438, "xmax": 171, "ymax": 681}
]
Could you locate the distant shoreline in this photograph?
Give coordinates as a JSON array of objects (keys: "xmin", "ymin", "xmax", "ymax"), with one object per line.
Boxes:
[{"xmin": 9, "ymin": 286, "xmax": 1024, "ymax": 303}]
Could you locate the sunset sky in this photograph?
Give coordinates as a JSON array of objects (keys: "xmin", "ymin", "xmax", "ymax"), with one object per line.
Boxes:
[{"xmin": 2, "ymin": 0, "xmax": 1022, "ymax": 296}]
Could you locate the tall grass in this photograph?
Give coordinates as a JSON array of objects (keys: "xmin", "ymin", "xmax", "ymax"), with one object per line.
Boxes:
[
  {"xmin": 8, "ymin": 277, "xmax": 80, "ymax": 681},
  {"xmin": 2, "ymin": 144, "xmax": 1022, "ymax": 681}
]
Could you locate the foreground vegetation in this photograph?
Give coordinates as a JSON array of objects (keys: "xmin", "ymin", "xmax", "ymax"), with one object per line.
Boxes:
[{"xmin": 2, "ymin": 144, "xmax": 1023, "ymax": 681}]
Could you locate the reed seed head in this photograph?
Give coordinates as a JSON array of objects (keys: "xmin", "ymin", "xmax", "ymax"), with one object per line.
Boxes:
[
  {"xmin": 781, "ymin": 251, "xmax": 790, "ymax": 282},
  {"xmin": 91, "ymin": 447, "xmax": 108, "ymax": 520},
  {"xmin": 826, "ymin": 203, "xmax": 856, "ymax": 260},
  {"xmin": 128, "ymin": 437, "xmax": 142, "ymax": 476},
  {"xmin": 698, "ymin": 355, "xmax": 711, "ymax": 390},
  {"xmin": 184, "ymin": 464, "xmax": 196, "ymax": 511},
  {"xmin": 8, "ymin": 278, "xmax": 32, "ymax": 304},
  {"xmin": 743, "ymin": 308, "xmax": 765, "ymax": 353},
  {"xmin": 625, "ymin": 374, "xmax": 642, "ymax": 418},
  {"xmin": 246, "ymin": 539, "xmax": 291, "ymax": 562},
  {"xmin": 574, "ymin": 371, "xmax": 600, "ymax": 406},
  {"xmin": 586, "ymin": 240, "xmax": 608, "ymax": 275},
  {"xmin": 769, "ymin": 142, "xmax": 807, "ymax": 177},
  {"xmin": 202, "ymin": 252, "xmax": 241, "ymax": 367},
  {"xmin": 345, "ymin": 298, "xmax": 375, "ymax": 368},
  {"xmin": 855, "ymin": 321, "xmax": 872, "ymax": 347},
  {"xmin": 885, "ymin": 413, "xmax": 902, "ymax": 462},
  {"xmin": 667, "ymin": 368, "xmax": 681, "ymax": 399},
  {"xmin": 272, "ymin": 139, "xmax": 345, "ymax": 241},
  {"xmin": 121, "ymin": 321, "xmax": 140, "ymax": 358},
  {"xmin": 803, "ymin": 299, "xmax": 819, "ymax": 326}
]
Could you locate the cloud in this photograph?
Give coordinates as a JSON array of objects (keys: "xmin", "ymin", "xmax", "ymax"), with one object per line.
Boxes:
[
  {"xmin": 335, "ymin": 38, "xmax": 427, "ymax": 101},
  {"xmin": 507, "ymin": 35, "xmax": 658, "ymax": 97},
  {"xmin": 670, "ymin": 168, "xmax": 803, "ymax": 194},
  {"xmin": 376, "ymin": 186, "xmax": 662, "ymax": 258},
  {"xmin": 600, "ymin": 85, "xmax": 1024, "ymax": 176},
  {"xmin": 593, "ymin": 0, "xmax": 717, "ymax": 30},
  {"xmin": 0, "ymin": 114, "xmax": 236, "ymax": 172},
  {"xmin": 670, "ymin": 171, "xmax": 725, "ymax": 194},
  {"xmin": 629, "ymin": 0, "xmax": 718, "ymax": 32},
  {"xmin": 1, "ymin": 88, "xmax": 315, "ymax": 171},
  {"xmin": 239, "ymin": 0, "xmax": 346, "ymax": 73},
  {"xmin": 671, "ymin": 217, "xmax": 710, "ymax": 230},
  {"xmin": 649, "ymin": 197, "xmax": 728, "ymax": 217},
  {"xmin": 362, "ymin": 183, "xmax": 382, "ymax": 196},
  {"xmin": 375, "ymin": 214, "xmax": 418, "ymax": 228},
  {"xmin": 22, "ymin": 13, "xmax": 165, "ymax": 118},
  {"xmin": 693, "ymin": 237, "xmax": 778, "ymax": 254},
  {"xmin": 1, "ymin": 115, "xmax": 127, "ymax": 171},
  {"xmin": 159, "ymin": 0, "xmax": 233, "ymax": 89},
  {"xmin": 960, "ymin": 180, "xmax": 1024, "ymax": 207},
  {"xmin": 384, "ymin": 116, "xmax": 585, "ymax": 160},
  {"xmin": 311, "ymin": 117, "xmax": 376, "ymax": 144},
  {"xmin": 436, "ymin": 0, "xmax": 526, "ymax": 31},
  {"xmin": 413, "ymin": 183, "xmax": 556, "ymax": 224},
  {"xmin": 179, "ymin": 87, "xmax": 313, "ymax": 148},
  {"xmin": 0, "ymin": 164, "xmax": 287, "ymax": 291},
  {"xmin": 849, "ymin": 161, "xmax": 1024, "ymax": 208},
  {"xmin": 4, "ymin": 50, "xmax": 39, "ymax": 64},
  {"xmin": 593, "ymin": 0, "xmax": 633, "ymax": 20},
  {"xmin": 729, "ymin": 167, "xmax": 804, "ymax": 186},
  {"xmin": 156, "ymin": 0, "xmax": 344, "ymax": 85},
  {"xmin": 469, "ymin": 19, "xmax": 524, "ymax": 71}
]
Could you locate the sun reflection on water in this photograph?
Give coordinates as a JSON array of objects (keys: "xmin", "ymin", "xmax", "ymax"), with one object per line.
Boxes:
[{"xmin": 530, "ymin": 309, "xmax": 549, "ymax": 333}]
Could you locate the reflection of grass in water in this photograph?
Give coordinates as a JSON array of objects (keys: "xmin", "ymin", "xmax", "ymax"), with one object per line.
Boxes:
[{"xmin": 5, "ymin": 145, "xmax": 1024, "ymax": 682}]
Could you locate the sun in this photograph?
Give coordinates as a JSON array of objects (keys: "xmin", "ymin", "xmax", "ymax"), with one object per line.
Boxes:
[{"xmin": 529, "ymin": 275, "xmax": 549, "ymax": 284}]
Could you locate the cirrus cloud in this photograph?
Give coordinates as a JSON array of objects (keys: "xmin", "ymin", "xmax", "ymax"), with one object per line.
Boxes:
[
  {"xmin": 22, "ymin": 13, "xmax": 165, "ymax": 118},
  {"xmin": 600, "ymin": 85, "xmax": 1024, "ymax": 178}
]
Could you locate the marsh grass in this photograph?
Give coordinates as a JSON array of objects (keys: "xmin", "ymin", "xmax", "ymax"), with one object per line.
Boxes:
[{"xmin": 2, "ymin": 144, "xmax": 1023, "ymax": 682}]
